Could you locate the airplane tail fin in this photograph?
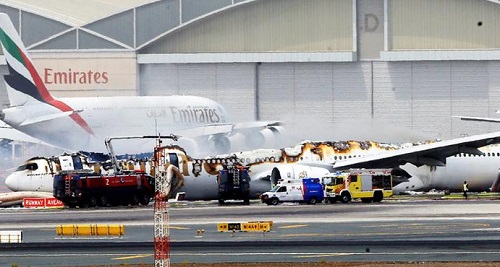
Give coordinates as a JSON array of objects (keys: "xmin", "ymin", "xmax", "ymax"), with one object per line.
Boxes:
[{"xmin": 0, "ymin": 13, "xmax": 55, "ymax": 107}]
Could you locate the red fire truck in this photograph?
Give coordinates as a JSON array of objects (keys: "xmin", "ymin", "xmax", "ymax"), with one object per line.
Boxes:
[{"xmin": 53, "ymin": 171, "xmax": 155, "ymax": 208}]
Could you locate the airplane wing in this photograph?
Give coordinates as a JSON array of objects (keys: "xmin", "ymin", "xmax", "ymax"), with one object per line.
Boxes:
[
  {"xmin": 174, "ymin": 121, "xmax": 282, "ymax": 137},
  {"xmin": 232, "ymin": 121, "xmax": 282, "ymax": 131},
  {"xmin": 453, "ymin": 116, "xmax": 500, "ymax": 123},
  {"xmin": 169, "ymin": 120, "xmax": 284, "ymax": 154},
  {"xmin": 333, "ymin": 131, "xmax": 500, "ymax": 170},
  {"xmin": 20, "ymin": 110, "xmax": 83, "ymax": 126}
]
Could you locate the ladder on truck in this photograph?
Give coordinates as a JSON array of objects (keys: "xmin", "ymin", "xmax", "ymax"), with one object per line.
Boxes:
[
  {"xmin": 232, "ymin": 168, "xmax": 240, "ymax": 186},
  {"xmin": 64, "ymin": 174, "xmax": 71, "ymax": 196}
]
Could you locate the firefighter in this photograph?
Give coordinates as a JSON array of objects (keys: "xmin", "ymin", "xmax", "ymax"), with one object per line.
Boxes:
[{"xmin": 463, "ymin": 181, "xmax": 469, "ymax": 199}]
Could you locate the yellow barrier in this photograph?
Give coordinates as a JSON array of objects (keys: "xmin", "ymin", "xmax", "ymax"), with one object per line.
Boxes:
[
  {"xmin": 76, "ymin": 225, "xmax": 94, "ymax": 236},
  {"xmin": 97, "ymin": 224, "xmax": 124, "ymax": 236},
  {"xmin": 56, "ymin": 224, "xmax": 124, "ymax": 237},
  {"xmin": 56, "ymin": 225, "xmax": 76, "ymax": 236}
]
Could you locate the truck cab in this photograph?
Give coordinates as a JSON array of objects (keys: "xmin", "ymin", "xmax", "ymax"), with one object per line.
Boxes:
[
  {"xmin": 324, "ymin": 169, "xmax": 393, "ymax": 203},
  {"xmin": 261, "ymin": 178, "xmax": 324, "ymax": 205}
]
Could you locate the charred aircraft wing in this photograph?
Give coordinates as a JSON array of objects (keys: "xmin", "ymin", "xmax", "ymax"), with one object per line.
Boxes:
[{"xmin": 333, "ymin": 131, "xmax": 500, "ymax": 170}]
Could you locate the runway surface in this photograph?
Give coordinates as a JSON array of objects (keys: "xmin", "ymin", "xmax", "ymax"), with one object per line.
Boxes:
[{"xmin": 0, "ymin": 197, "xmax": 499, "ymax": 266}]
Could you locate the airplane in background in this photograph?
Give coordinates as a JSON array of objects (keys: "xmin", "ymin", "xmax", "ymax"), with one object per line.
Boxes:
[
  {"xmin": 4, "ymin": 131, "xmax": 500, "ymax": 206},
  {"xmin": 0, "ymin": 13, "xmax": 284, "ymax": 156}
]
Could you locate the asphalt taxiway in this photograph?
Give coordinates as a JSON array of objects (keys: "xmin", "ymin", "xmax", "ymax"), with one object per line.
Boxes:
[{"xmin": 0, "ymin": 197, "xmax": 499, "ymax": 266}]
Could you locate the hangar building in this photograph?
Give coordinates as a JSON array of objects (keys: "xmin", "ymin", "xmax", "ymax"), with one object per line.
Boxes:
[{"xmin": 1, "ymin": 0, "xmax": 500, "ymax": 143}]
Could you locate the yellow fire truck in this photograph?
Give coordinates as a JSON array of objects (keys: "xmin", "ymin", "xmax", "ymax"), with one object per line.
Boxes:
[{"xmin": 323, "ymin": 169, "xmax": 393, "ymax": 203}]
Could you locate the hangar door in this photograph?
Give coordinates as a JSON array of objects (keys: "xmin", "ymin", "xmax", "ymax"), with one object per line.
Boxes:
[
  {"xmin": 139, "ymin": 63, "xmax": 256, "ymax": 122},
  {"xmin": 257, "ymin": 62, "xmax": 373, "ymax": 125}
]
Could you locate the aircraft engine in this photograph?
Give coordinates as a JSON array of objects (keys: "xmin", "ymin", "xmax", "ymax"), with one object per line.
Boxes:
[
  {"xmin": 207, "ymin": 134, "xmax": 231, "ymax": 155},
  {"xmin": 205, "ymin": 126, "xmax": 286, "ymax": 155},
  {"xmin": 244, "ymin": 126, "xmax": 286, "ymax": 150}
]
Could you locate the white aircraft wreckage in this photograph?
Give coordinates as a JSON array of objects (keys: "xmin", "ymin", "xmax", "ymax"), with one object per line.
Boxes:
[
  {"xmin": 4, "ymin": 140, "xmax": 409, "ymax": 202},
  {"xmin": 4, "ymin": 130, "xmax": 500, "ymax": 205}
]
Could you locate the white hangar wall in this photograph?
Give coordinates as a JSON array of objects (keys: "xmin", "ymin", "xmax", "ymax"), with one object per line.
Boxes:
[
  {"xmin": 140, "ymin": 60, "xmax": 500, "ymax": 142},
  {"xmin": 1, "ymin": 0, "xmax": 500, "ymax": 143},
  {"xmin": 138, "ymin": 0, "xmax": 500, "ymax": 141}
]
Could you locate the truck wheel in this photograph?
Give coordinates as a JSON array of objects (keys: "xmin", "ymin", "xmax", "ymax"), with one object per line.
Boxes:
[
  {"xmin": 131, "ymin": 195, "xmax": 140, "ymax": 205},
  {"xmin": 270, "ymin": 197, "xmax": 279, "ymax": 206},
  {"xmin": 340, "ymin": 192, "xmax": 351, "ymax": 203},
  {"xmin": 139, "ymin": 195, "xmax": 150, "ymax": 205},
  {"xmin": 99, "ymin": 196, "xmax": 108, "ymax": 207},
  {"xmin": 373, "ymin": 192, "xmax": 383, "ymax": 202},
  {"xmin": 308, "ymin": 197, "xmax": 317, "ymax": 205},
  {"xmin": 88, "ymin": 196, "xmax": 98, "ymax": 207}
]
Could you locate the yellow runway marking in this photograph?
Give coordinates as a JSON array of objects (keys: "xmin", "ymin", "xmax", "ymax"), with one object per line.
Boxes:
[
  {"xmin": 279, "ymin": 224, "xmax": 308, "ymax": 229},
  {"xmin": 169, "ymin": 226, "xmax": 190, "ymax": 230},
  {"xmin": 112, "ymin": 254, "xmax": 152, "ymax": 260}
]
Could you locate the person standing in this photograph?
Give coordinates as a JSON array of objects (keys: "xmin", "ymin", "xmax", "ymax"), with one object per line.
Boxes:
[{"xmin": 463, "ymin": 181, "xmax": 469, "ymax": 199}]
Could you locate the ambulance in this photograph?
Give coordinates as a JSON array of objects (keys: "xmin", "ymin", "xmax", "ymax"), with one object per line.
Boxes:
[{"xmin": 261, "ymin": 178, "xmax": 324, "ymax": 205}]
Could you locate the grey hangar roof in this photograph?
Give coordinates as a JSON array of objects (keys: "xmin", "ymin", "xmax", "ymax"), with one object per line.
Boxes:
[
  {"xmin": 1, "ymin": 0, "xmax": 500, "ymax": 62},
  {"xmin": 0, "ymin": 0, "xmax": 250, "ymax": 51}
]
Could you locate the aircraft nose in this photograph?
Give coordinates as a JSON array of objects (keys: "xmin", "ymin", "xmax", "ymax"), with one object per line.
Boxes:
[{"xmin": 4, "ymin": 173, "xmax": 19, "ymax": 191}]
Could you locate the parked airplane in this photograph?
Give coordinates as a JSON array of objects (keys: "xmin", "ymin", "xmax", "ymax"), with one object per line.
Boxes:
[
  {"xmin": 4, "ymin": 131, "xmax": 500, "ymax": 205},
  {"xmin": 0, "ymin": 13, "xmax": 284, "ymax": 156}
]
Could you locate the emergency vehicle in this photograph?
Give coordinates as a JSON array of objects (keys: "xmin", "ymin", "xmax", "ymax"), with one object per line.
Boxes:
[
  {"xmin": 261, "ymin": 178, "xmax": 324, "ymax": 205},
  {"xmin": 217, "ymin": 164, "xmax": 251, "ymax": 205},
  {"xmin": 53, "ymin": 171, "xmax": 155, "ymax": 208},
  {"xmin": 323, "ymin": 169, "xmax": 393, "ymax": 203}
]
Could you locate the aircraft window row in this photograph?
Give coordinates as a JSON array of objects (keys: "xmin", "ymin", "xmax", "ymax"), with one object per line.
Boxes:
[
  {"xmin": 333, "ymin": 155, "xmax": 361, "ymax": 160},
  {"xmin": 92, "ymin": 107, "xmax": 113, "ymax": 111},
  {"xmin": 194, "ymin": 157, "xmax": 280, "ymax": 165}
]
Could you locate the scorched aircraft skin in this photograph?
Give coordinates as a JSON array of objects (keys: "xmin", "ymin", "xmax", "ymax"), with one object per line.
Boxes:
[{"xmin": 5, "ymin": 133, "xmax": 500, "ymax": 203}]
